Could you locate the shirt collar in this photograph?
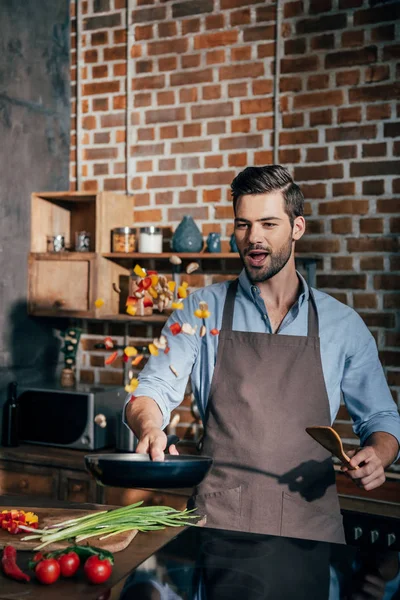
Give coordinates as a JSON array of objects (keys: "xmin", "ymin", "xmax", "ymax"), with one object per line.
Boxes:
[{"xmin": 238, "ymin": 268, "xmax": 309, "ymax": 306}]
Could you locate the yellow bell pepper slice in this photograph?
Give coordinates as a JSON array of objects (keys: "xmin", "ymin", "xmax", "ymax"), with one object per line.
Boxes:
[
  {"xmin": 182, "ymin": 281, "xmax": 189, "ymax": 289},
  {"xmin": 148, "ymin": 343, "xmax": 159, "ymax": 356},
  {"xmin": 151, "ymin": 274, "xmax": 159, "ymax": 287},
  {"xmin": 178, "ymin": 286, "xmax": 188, "ymax": 299},
  {"xmin": 133, "ymin": 264, "xmax": 147, "ymax": 278},
  {"xmin": 126, "ymin": 305, "xmax": 137, "ymax": 316},
  {"xmin": 124, "ymin": 346, "xmax": 138, "ymax": 357},
  {"xmin": 168, "ymin": 281, "xmax": 176, "ymax": 292},
  {"xmin": 172, "ymin": 302, "xmax": 184, "ymax": 310},
  {"xmin": 148, "ymin": 286, "xmax": 158, "ymax": 299}
]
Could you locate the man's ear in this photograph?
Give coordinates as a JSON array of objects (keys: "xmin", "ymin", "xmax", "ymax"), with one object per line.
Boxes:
[{"xmin": 292, "ymin": 216, "xmax": 306, "ymax": 241}]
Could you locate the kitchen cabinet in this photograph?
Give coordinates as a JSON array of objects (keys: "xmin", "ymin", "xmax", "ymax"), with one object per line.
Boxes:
[{"xmin": 0, "ymin": 459, "xmax": 58, "ymax": 498}]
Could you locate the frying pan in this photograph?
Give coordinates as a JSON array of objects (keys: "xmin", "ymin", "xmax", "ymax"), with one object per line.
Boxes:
[{"xmin": 85, "ymin": 435, "xmax": 213, "ymax": 489}]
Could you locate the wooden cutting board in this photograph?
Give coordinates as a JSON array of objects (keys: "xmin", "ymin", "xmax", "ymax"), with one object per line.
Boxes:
[{"xmin": 0, "ymin": 506, "xmax": 138, "ymax": 553}]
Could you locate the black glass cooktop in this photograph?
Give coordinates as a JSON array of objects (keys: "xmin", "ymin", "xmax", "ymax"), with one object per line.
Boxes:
[{"xmin": 105, "ymin": 526, "xmax": 400, "ymax": 600}]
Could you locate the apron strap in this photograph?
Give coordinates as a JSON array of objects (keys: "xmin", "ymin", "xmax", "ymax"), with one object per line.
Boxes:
[
  {"xmin": 220, "ymin": 279, "xmax": 239, "ymax": 331},
  {"xmin": 221, "ymin": 278, "xmax": 320, "ymax": 337}
]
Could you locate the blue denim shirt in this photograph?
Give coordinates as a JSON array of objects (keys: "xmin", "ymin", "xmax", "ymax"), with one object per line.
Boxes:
[{"xmin": 126, "ymin": 270, "xmax": 400, "ymax": 452}]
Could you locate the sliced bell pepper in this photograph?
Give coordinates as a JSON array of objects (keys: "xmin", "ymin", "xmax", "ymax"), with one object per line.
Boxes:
[
  {"xmin": 169, "ymin": 323, "xmax": 182, "ymax": 336},
  {"xmin": 133, "ymin": 264, "xmax": 147, "ymax": 278},
  {"xmin": 177, "ymin": 286, "xmax": 188, "ymax": 299},
  {"xmin": 126, "ymin": 305, "xmax": 137, "ymax": 316},
  {"xmin": 104, "ymin": 336, "xmax": 114, "ymax": 349},
  {"xmin": 124, "ymin": 346, "xmax": 138, "ymax": 357},
  {"xmin": 142, "ymin": 276, "xmax": 152, "ymax": 290},
  {"xmin": 132, "ymin": 354, "xmax": 144, "ymax": 366},
  {"xmin": 105, "ymin": 351, "xmax": 118, "ymax": 365},
  {"xmin": 148, "ymin": 286, "xmax": 158, "ymax": 299},
  {"xmin": 210, "ymin": 328, "xmax": 219, "ymax": 336},
  {"xmin": 167, "ymin": 281, "xmax": 176, "ymax": 292},
  {"xmin": 148, "ymin": 343, "xmax": 159, "ymax": 356},
  {"xmin": 143, "ymin": 297, "xmax": 154, "ymax": 308},
  {"xmin": 172, "ymin": 302, "xmax": 184, "ymax": 310},
  {"xmin": 126, "ymin": 296, "xmax": 138, "ymax": 306}
]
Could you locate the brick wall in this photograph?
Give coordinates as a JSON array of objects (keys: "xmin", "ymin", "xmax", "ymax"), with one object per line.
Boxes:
[{"xmin": 70, "ymin": 0, "xmax": 400, "ymax": 445}]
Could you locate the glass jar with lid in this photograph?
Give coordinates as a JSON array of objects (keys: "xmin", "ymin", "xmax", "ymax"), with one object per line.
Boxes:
[
  {"xmin": 139, "ymin": 226, "xmax": 163, "ymax": 253},
  {"xmin": 112, "ymin": 227, "xmax": 136, "ymax": 253}
]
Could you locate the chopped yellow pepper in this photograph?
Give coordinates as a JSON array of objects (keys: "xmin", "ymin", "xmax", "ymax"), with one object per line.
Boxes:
[
  {"xmin": 151, "ymin": 274, "xmax": 159, "ymax": 287},
  {"xmin": 182, "ymin": 281, "xmax": 189, "ymax": 289},
  {"xmin": 178, "ymin": 286, "xmax": 188, "ymax": 299},
  {"xmin": 168, "ymin": 281, "xmax": 176, "ymax": 292},
  {"xmin": 148, "ymin": 343, "xmax": 159, "ymax": 356},
  {"xmin": 124, "ymin": 346, "xmax": 138, "ymax": 357},
  {"xmin": 126, "ymin": 305, "xmax": 137, "ymax": 316},
  {"xmin": 172, "ymin": 302, "xmax": 184, "ymax": 310},
  {"xmin": 94, "ymin": 298, "xmax": 105, "ymax": 308},
  {"xmin": 125, "ymin": 378, "xmax": 139, "ymax": 393},
  {"xmin": 134, "ymin": 264, "xmax": 147, "ymax": 278},
  {"xmin": 148, "ymin": 286, "xmax": 158, "ymax": 299},
  {"xmin": 194, "ymin": 309, "xmax": 211, "ymax": 319}
]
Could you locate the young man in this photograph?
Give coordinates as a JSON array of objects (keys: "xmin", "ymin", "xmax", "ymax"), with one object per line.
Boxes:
[{"xmin": 125, "ymin": 165, "xmax": 400, "ymax": 543}]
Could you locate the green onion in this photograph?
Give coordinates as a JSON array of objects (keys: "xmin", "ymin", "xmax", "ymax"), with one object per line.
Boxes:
[{"xmin": 19, "ymin": 501, "xmax": 198, "ymax": 551}]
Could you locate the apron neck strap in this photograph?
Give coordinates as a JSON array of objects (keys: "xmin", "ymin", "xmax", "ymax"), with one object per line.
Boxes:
[{"xmin": 221, "ymin": 278, "xmax": 320, "ymax": 337}]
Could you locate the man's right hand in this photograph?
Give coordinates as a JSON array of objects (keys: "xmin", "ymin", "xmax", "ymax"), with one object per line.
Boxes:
[{"xmin": 136, "ymin": 428, "xmax": 168, "ymax": 461}]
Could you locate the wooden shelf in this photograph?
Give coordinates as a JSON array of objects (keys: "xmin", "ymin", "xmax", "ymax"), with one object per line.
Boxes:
[
  {"xmin": 103, "ymin": 252, "xmax": 239, "ymax": 260},
  {"xmin": 31, "ymin": 252, "xmax": 96, "ymax": 260}
]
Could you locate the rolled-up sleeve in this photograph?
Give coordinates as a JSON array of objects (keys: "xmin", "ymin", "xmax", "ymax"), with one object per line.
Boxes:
[
  {"xmin": 124, "ymin": 294, "xmax": 200, "ymax": 430},
  {"xmin": 341, "ymin": 333, "xmax": 400, "ymax": 457}
]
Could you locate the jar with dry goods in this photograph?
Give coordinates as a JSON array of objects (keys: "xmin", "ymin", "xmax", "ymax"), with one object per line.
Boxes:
[{"xmin": 112, "ymin": 227, "xmax": 136, "ymax": 253}]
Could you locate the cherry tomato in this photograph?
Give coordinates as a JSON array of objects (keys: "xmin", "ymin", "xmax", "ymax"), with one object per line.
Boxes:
[
  {"xmin": 35, "ymin": 558, "xmax": 60, "ymax": 585},
  {"xmin": 84, "ymin": 555, "xmax": 112, "ymax": 584},
  {"xmin": 57, "ymin": 551, "xmax": 80, "ymax": 577}
]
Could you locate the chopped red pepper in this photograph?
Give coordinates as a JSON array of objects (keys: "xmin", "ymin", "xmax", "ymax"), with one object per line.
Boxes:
[
  {"xmin": 104, "ymin": 337, "xmax": 114, "ymax": 349},
  {"xmin": 2, "ymin": 545, "xmax": 30, "ymax": 582},
  {"xmin": 126, "ymin": 296, "xmax": 138, "ymax": 306},
  {"xmin": 169, "ymin": 323, "xmax": 182, "ymax": 336},
  {"xmin": 128, "ymin": 395, "xmax": 136, "ymax": 403},
  {"xmin": 147, "ymin": 270, "xmax": 158, "ymax": 275},
  {"xmin": 122, "ymin": 353, "xmax": 129, "ymax": 363},
  {"xmin": 142, "ymin": 276, "xmax": 152, "ymax": 290},
  {"xmin": 143, "ymin": 297, "xmax": 154, "ymax": 308},
  {"xmin": 105, "ymin": 351, "xmax": 118, "ymax": 365},
  {"xmin": 210, "ymin": 328, "xmax": 219, "ymax": 336},
  {"xmin": 164, "ymin": 346, "xmax": 170, "ymax": 354}
]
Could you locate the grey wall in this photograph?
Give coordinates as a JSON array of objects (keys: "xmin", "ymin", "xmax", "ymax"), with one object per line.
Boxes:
[{"xmin": 0, "ymin": 0, "xmax": 70, "ymax": 432}]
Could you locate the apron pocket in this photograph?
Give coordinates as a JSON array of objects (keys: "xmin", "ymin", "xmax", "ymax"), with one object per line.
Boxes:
[
  {"xmin": 281, "ymin": 491, "xmax": 345, "ymax": 544},
  {"xmin": 192, "ymin": 486, "xmax": 242, "ymax": 531},
  {"xmin": 240, "ymin": 486, "xmax": 283, "ymax": 536}
]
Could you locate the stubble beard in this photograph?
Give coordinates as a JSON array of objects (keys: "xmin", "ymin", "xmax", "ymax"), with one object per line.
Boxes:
[{"xmin": 239, "ymin": 233, "xmax": 294, "ymax": 284}]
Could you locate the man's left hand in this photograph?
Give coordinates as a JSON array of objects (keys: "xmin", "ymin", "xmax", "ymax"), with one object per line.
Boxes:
[{"xmin": 341, "ymin": 446, "xmax": 386, "ymax": 491}]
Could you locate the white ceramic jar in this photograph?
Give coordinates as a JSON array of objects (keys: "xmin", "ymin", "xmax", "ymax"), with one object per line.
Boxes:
[{"xmin": 139, "ymin": 226, "xmax": 162, "ymax": 253}]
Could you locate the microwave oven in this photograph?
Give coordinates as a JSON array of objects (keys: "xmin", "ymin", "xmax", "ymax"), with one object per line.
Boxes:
[{"xmin": 16, "ymin": 383, "xmax": 126, "ymax": 450}]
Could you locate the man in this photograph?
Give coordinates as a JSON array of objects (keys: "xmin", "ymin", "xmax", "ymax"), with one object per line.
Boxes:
[{"xmin": 125, "ymin": 165, "xmax": 400, "ymax": 544}]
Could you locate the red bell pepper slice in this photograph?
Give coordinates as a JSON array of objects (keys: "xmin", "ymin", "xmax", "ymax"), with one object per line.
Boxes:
[
  {"xmin": 210, "ymin": 328, "xmax": 219, "ymax": 336},
  {"xmin": 143, "ymin": 297, "xmax": 153, "ymax": 308},
  {"xmin": 105, "ymin": 351, "xmax": 118, "ymax": 365},
  {"xmin": 169, "ymin": 323, "xmax": 182, "ymax": 336}
]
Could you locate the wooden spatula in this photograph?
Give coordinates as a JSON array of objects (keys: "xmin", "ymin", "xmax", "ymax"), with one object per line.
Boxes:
[{"xmin": 306, "ymin": 426, "xmax": 359, "ymax": 470}]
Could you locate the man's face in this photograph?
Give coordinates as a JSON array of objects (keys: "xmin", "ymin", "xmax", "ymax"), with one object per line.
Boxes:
[{"xmin": 234, "ymin": 192, "xmax": 299, "ymax": 283}]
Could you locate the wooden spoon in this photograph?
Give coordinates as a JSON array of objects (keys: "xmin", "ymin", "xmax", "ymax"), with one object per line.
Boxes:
[{"xmin": 306, "ymin": 426, "xmax": 359, "ymax": 470}]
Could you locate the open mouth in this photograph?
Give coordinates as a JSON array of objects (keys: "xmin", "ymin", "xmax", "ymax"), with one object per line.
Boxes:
[{"xmin": 246, "ymin": 250, "xmax": 269, "ymax": 268}]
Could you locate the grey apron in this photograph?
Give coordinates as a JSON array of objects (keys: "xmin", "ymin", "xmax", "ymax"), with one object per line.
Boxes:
[{"xmin": 193, "ymin": 278, "xmax": 345, "ymax": 544}]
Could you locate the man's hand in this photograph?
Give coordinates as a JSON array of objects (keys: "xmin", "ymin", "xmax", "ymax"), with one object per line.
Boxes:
[
  {"xmin": 342, "ymin": 447, "xmax": 385, "ymax": 491},
  {"xmin": 135, "ymin": 427, "xmax": 180, "ymax": 461}
]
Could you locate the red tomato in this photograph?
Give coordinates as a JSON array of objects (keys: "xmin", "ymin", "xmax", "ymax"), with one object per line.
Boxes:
[
  {"xmin": 35, "ymin": 558, "xmax": 60, "ymax": 585},
  {"xmin": 84, "ymin": 555, "xmax": 112, "ymax": 584},
  {"xmin": 57, "ymin": 552, "xmax": 80, "ymax": 577}
]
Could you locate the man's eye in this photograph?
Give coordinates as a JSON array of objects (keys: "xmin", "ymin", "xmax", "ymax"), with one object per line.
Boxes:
[
  {"xmin": 263, "ymin": 223, "xmax": 276, "ymax": 228},
  {"xmin": 235, "ymin": 223, "xmax": 248, "ymax": 229}
]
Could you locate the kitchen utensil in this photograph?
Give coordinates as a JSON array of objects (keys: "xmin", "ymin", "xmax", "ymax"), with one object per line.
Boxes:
[
  {"xmin": 305, "ymin": 426, "xmax": 359, "ymax": 469},
  {"xmin": 0, "ymin": 507, "xmax": 137, "ymax": 553},
  {"xmin": 85, "ymin": 436, "xmax": 212, "ymax": 489}
]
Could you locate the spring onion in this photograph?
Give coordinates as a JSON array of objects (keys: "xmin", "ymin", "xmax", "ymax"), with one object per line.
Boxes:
[{"xmin": 20, "ymin": 502, "xmax": 198, "ymax": 551}]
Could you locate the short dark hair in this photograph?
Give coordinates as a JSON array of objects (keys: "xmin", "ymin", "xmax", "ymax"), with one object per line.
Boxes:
[{"xmin": 231, "ymin": 165, "xmax": 304, "ymax": 227}]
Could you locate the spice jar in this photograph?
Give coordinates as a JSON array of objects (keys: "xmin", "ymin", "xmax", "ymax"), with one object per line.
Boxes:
[
  {"xmin": 47, "ymin": 234, "xmax": 65, "ymax": 252},
  {"xmin": 75, "ymin": 231, "xmax": 91, "ymax": 252},
  {"xmin": 139, "ymin": 226, "xmax": 163, "ymax": 253},
  {"xmin": 112, "ymin": 227, "xmax": 136, "ymax": 253}
]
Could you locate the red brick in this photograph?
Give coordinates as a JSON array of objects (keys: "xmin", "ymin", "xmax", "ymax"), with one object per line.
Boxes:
[
  {"xmin": 384, "ymin": 122, "xmax": 400, "ymax": 137},
  {"xmin": 309, "ymin": 109, "xmax": 332, "ymax": 127},
  {"xmin": 101, "ymin": 113, "xmax": 125, "ymax": 128},
  {"xmin": 281, "ymin": 55, "xmax": 319, "ymax": 74},
  {"xmin": 158, "ymin": 21, "xmax": 177, "ymax": 38},
  {"xmin": 159, "ymin": 158, "xmax": 176, "ymax": 171},
  {"xmin": 341, "ymin": 29, "xmax": 364, "ymax": 48},
  {"xmin": 83, "ymin": 81, "xmax": 119, "ymax": 95},
  {"xmin": 193, "ymin": 171, "xmax": 235, "ymax": 187},
  {"xmin": 182, "ymin": 18, "xmax": 200, "ymax": 34},
  {"xmin": 133, "ymin": 209, "xmax": 163, "ymax": 222},
  {"xmin": 145, "ymin": 107, "xmax": 185, "ymax": 125},
  {"xmin": 230, "ymin": 8, "xmax": 251, "ymax": 26},
  {"xmin": 336, "ymin": 69, "xmax": 360, "ymax": 87},
  {"xmin": 310, "ymin": 33, "xmax": 334, "ymax": 50},
  {"xmin": 92, "ymin": 97, "xmax": 109, "ymax": 111},
  {"xmin": 133, "ymin": 193, "xmax": 150, "ymax": 207},
  {"xmin": 280, "ymin": 130, "xmax": 318, "ymax": 145},
  {"xmin": 360, "ymin": 218, "xmax": 384, "ymax": 234},
  {"xmin": 284, "ymin": 1, "xmax": 303, "ymax": 18},
  {"xmin": 84, "ymin": 147, "xmax": 118, "ymax": 160},
  {"xmin": 157, "ymin": 91, "xmax": 175, "ymax": 106},
  {"xmin": 113, "ymin": 63, "xmax": 126, "ymax": 77},
  {"xmin": 231, "ymin": 46, "xmax": 252, "ymax": 62},
  {"xmin": 348, "ymin": 238, "xmax": 399, "ymax": 253},
  {"xmin": 256, "ymin": 5, "xmax": 276, "ymax": 21},
  {"xmin": 362, "ymin": 180, "xmax": 384, "ymax": 196},
  {"xmin": 206, "ymin": 14, "xmax": 225, "ymax": 29},
  {"xmin": 240, "ymin": 98, "xmax": 273, "ymax": 115},
  {"xmin": 306, "ymin": 147, "xmax": 328, "ymax": 162},
  {"xmin": 113, "ymin": 160, "xmax": 126, "ymax": 174},
  {"xmin": 309, "ymin": 0, "xmax": 331, "ymax": 12},
  {"xmin": 331, "ymin": 256, "xmax": 353, "ymax": 270},
  {"xmin": 137, "ymin": 127, "xmax": 155, "ymax": 141},
  {"xmin": 307, "ymin": 74, "xmax": 329, "ymax": 90},
  {"xmin": 182, "ymin": 157, "xmax": 200, "ymax": 170},
  {"xmin": 194, "ymin": 31, "xmax": 238, "ymax": 50},
  {"xmin": 354, "ymin": 4, "xmax": 400, "ymax": 26},
  {"xmin": 132, "ymin": 6, "xmax": 166, "ymax": 23},
  {"xmin": 332, "ymin": 182, "xmax": 355, "ymax": 197},
  {"xmin": 84, "ymin": 49, "xmax": 98, "ymax": 64},
  {"xmin": 231, "ymin": 119, "xmax": 250, "ymax": 134},
  {"xmin": 386, "ymin": 332, "xmax": 400, "ymax": 348},
  {"xmin": 207, "ymin": 121, "xmax": 226, "ymax": 135},
  {"xmin": 285, "ymin": 38, "xmax": 306, "ymax": 55},
  {"xmin": 296, "ymin": 164, "xmax": 344, "ymax": 181},
  {"xmin": 134, "ymin": 93, "xmax": 151, "ymax": 108},
  {"xmin": 282, "ymin": 113, "xmax": 304, "ymax": 128},
  {"xmin": 158, "ymin": 57, "xmax": 176, "ymax": 72},
  {"xmin": 82, "ymin": 180, "xmax": 98, "ymax": 192},
  {"xmin": 338, "ymin": 107, "xmax": 362, "ymax": 124},
  {"xmin": 147, "ymin": 174, "xmax": 187, "ymax": 189},
  {"xmin": 205, "ymin": 155, "xmax": 224, "ymax": 168},
  {"xmin": 155, "ymin": 191, "xmax": 173, "ymax": 205},
  {"xmin": 104, "ymin": 178, "xmax": 126, "ymax": 191},
  {"xmin": 113, "ymin": 28, "xmax": 126, "ymax": 44},
  {"xmin": 130, "ymin": 143, "xmax": 164, "ymax": 156},
  {"xmin": 220, "ymin": 63, "xmax": 264, "ymax": 81},
  {"xmin": 390, "ymin": 217, "xmax": 400, "ymax": 234},
  {"xmin": 349, "ymin": 83, "xmax": 400, "ymax": 104},
  {"xmin": 351, "ymin": 161, "xmax": 400, "ymax": 178},
  {"xmin": 179, "ymin": 88, "xmax": 198, "ymax": 103},
  {"xmin": 135, "ymin": 24, "xmax": 153, "ymax": 41},
  {"xmin": 92, "ymin": 65, "xmax": 108, "ymax": 78},
  {"xmin": 319, "ymin": 200, "xmax": 368, "ymax": 215},
  {"xmin": 359, "ymin": 257, "xmax": 384, "ymax": 271},
  {"xmin": 181, "ymin": 55, "xmax": 201, "ymax": 70},
  {"xmin": 257, "ymin": 116, "xmax": 274, "ymax": 130},
  {"xmin": 94, "ymin": 132, "xmax": 110, "ymax": 144},
  {"xmin": 215, "ymin": 206, "xmax": 234, "ymax": 220},
  {"xmin": 191, "ymin": 102, "xmax": 233, "ymax": 120},
  {"xmin": 244, "ymin": 25, "xmax": 275, "ymax": 42},
  {"xmin": 160, "ymin": 125, "xmax": 178, "ymax": 139},
  {"xmin": 130, "ymin": 45, "xmax": 142, "ymax": 59},
  {"xmin": 362, "ymin": 143, "xmax": 387, "ymax": 158},
  {"xmin": 296, "ymin": 14, "xmax": 347, "ymax": 35},
  {"xmin": 228, "ymin": 82, "xmax": 248, "ymax": 97},
  {"xmin": 372, "ymin": 25, "xmax": 395, "ymax": 42},
  {"xmin": 172, "ymin": 0, "xmax": 213, "ymax": 18},
  {"xmin": 387, "ymin": 370, "xmax": 400, "ymax": 385},
  {"xmin": 293, "ymin": 90, "xmax": 343, "ymax": 110},
  {"xmin": 136, "ymin": 160, "xmax": 153, "ymax": 173},
  {"xmin": 168, "ymin": 206, "xmax": 208, "ymax": 221},
  {"xmin": 331, "ymin": 217, "xmax": 352, "ymax": 234},
  {"xmin": 206, "ymin": 49, "xmax": 226, "ymax": 65},
  {"xmin": 171, "ymin": 140, "xmax": 211, "ymax": 154},
  {"xmin": 280, "ymin": 77, "xmax": 303, "ymax": 93},
  {"xmin": 132, "ymin": 75, "xmax": 165, "ymax": 90},
  {"xmin": 82, "ymin": 115, "xmax": 96, "ymax": 130},
  {"xmin": 202, "ymin": 85, "xmax": 221, "ymax": 100},
  {"xmin": 220, "ymin": 135, "xmax": 263, "ymax": 151},
  {"xmin": 93, "ymin": 163, "xmax": 108, "ymax": 176},
  {"xmin": 361, "ymin": 314, "xmax": 396, "ymax": 329},
  {"xmin": 183, "ymin": 123, "xmax": 202, "ymax": 137},
  {"xmin": 171, "ymin": 69, "xmax": 213, "ymax": 87},
  {"xmin": 366, "ymin": 104, "xmax": 391, "ymax": 121},
  {"xmin": 365, "ymin": 65, "xmax": 390, "ymax": 84},
  {"xmin": 179, "ymin": 191, "xmax": 197, "ymax": 204},
  {"xmin": 104, "ymin": 46, "xmax": 125, "ymax": 61},
  {"xmin": 91, "ymin": 31, "xmax": 108, "ymax": 45},
  {"xmin": 254, "ymin": 151, "xmax": 273, "ymax": 165},
  {"xmin": 296, "ymin": 239, "xmax": 340, "ymax": 253},
  {"xmin": 306, "ymin": 219, "xmax": 325, "ymax": 235},
  {"xmin": 203, "ymin": 189, "xmax": 221, "ymax": 203},
  {"xmin": 334, "ymin": 145, "xmax": 357, "ymax": 160},
  {"xmin": 279, "ymin": 148, "xmax": 301, "ymax": 164},
  {"xmin": 228, "ymin": 153, "xmax": 248, "ymax": 167},
  {"xmin": 377, "ymin": 198, "xmax": 400, "ymax": 213},
  {"xmin": 317, "ymin": 274, "xmax": 366, "ymax": 289},
  {"xmin": 326, "ymin": 125, "xmax": 376, "ymax": 143},
  {"xmin": 258, "ymin": 43, "xmax": 275, "ymax": 58},
  {"xmin": 383, "ymin": 292, "xmax": 399, "ymax": 309}
]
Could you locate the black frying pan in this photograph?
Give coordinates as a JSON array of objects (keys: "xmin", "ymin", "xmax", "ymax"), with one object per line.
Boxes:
[{"xmin": 85, "ymin": 436, "xmax": 213, "ymax": 489}]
